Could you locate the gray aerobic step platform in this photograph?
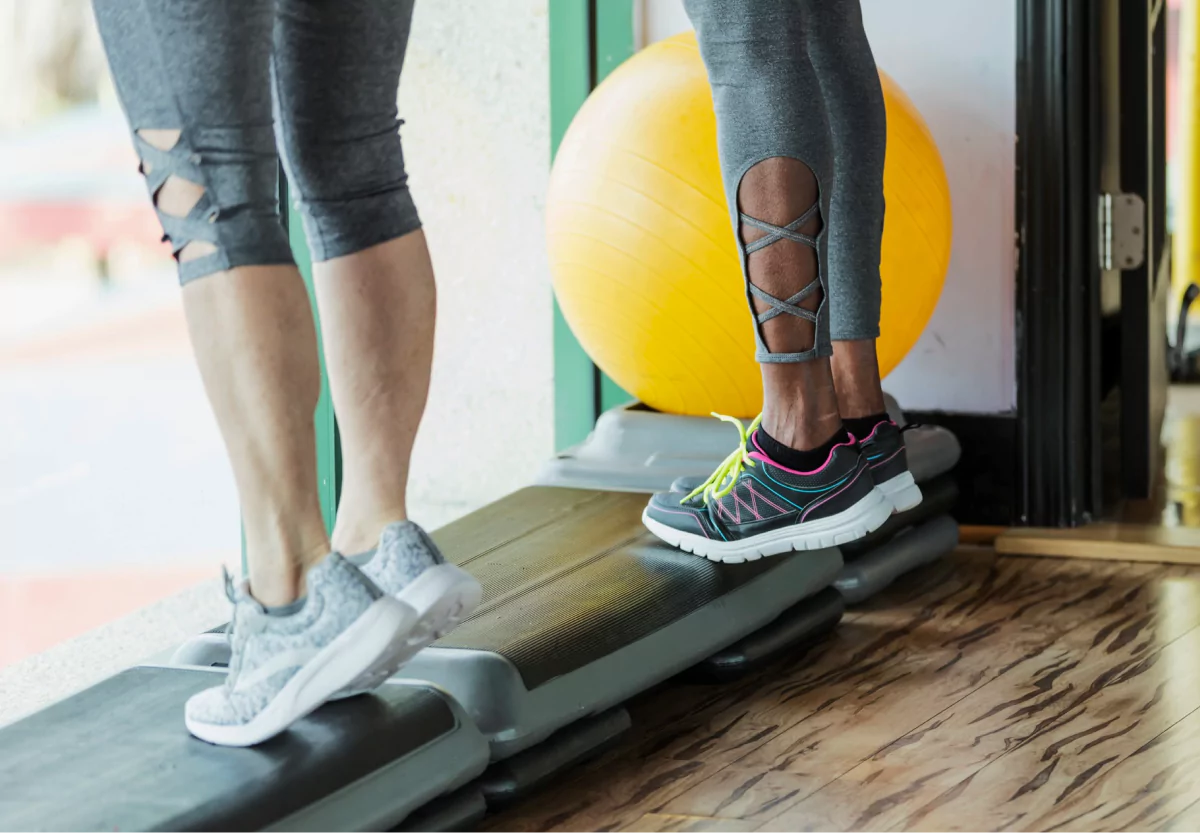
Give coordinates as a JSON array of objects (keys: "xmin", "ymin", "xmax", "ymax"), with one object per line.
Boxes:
[
  {"xmin": 0, "ymin": 667, "xmax": 488, "ymax": 832},
  {"xmin": 0, "ymin": 391, "xmax": 963, "ymax": 832},
  {"xmin": 836, "ymin": 514, "xmax": 960, "ymax": 604},
  {"xmin": 164, "ymin": 408, "xmax": 960, "ymax": 759},
  {"xmin": 836, "ymin": 474, "xmax": 960, "ymax": 603}
]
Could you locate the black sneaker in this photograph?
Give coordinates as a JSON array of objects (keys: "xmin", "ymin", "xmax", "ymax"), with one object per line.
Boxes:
[
  {"xmin": 859, "ymin": 420, "xmax": 923, "ymax": 513},
  {"xmin": 642, "ymin": 415, "xmax": 891, "ymax": 563}
]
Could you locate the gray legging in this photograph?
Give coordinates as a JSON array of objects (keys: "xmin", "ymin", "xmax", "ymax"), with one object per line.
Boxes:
[
  {"xmin": 95, "ymin": 0, "xmax": 881, "ymax": 364},
  {"xmin": 684, "ymin": 0, "xmax": 887, "ymax": 363},
  {"xmin": 92, "ymin": 0, "xmax": 419, "ymax": 284}
]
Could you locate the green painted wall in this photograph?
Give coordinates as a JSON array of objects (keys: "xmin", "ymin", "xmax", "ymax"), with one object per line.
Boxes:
[
  {"xmin": 550, "ymin": 0, "xmax": 637, "ymax": 445},
  {"xmin": 550, "ymin": 0, "xmax": 599, "ymax": 450},
  {"xmin": 287, "ymin": 185, "xmax": 340, "ymax": 534}
]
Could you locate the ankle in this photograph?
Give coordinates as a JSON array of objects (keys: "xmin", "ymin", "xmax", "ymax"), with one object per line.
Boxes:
[
  {"xmin": 243, "ymin": 519, "xmax": 329, "ymax": 606},
  {"xmin": 760, "ymin": 360, "xmax": 842, "ymax": 449},
  {"xmin": 830, "ymin": 339, "xmax": 886, "ymax": 418},
  {"xmin": 332, "ymin": 505, "xmax": 408, "ymax": 556},
  {"xmin": 838, "ymin": 399, "xmax": 887, "ymax": 421},
  {"xmin": 248, "ymin": 576, "xmax": 301, "ymax": 608},
  {"xmin": 761, "ymin": 407, "xmax": 842, "ymax": 451},
  {"xmin": 833, "ymin": 381, "xmax": 886, "ymax": 420}
]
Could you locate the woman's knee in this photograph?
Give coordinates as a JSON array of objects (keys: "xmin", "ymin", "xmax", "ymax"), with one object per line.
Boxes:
[{"xmin": 280, "ymin": 117, "xmax": 421, "ymax": 263}]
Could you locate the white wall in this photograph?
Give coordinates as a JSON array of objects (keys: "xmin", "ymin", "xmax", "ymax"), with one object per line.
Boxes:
[
  {"xmin": 640, "ymin": 0, "xmax": 1017, "ymax": 414},
  {"xmin": 400, "ymin": 0, "xmax": 554, "ymax": 526}
]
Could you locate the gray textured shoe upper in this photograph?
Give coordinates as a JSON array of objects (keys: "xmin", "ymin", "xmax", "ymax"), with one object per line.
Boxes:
[
  {"xmin": 352, "ymin": 520, "xmax": 444, "ymax": 597},
  {"xmin": 186, "ymin": 554, "xmax": 382, "ymax": 728}
]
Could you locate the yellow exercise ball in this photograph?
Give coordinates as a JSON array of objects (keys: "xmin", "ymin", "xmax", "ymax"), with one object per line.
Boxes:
[{"xmin": 547, "ymin": 31, "xmax": 953, "ymax": 418}]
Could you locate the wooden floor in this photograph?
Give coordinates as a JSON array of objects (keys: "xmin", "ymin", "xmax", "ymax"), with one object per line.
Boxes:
[{"xmin": 487, "ymin": 546, "xmax": 1200, "ymax": 832}]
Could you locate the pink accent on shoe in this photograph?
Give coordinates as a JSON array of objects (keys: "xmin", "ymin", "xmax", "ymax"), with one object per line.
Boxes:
[
  {"xmin": 712, "ymin": 481, "xmax": 786, "ymax": 525},
  {"xmin": 718, "ymin": 490, "xmax": 759, "ymax": 524},
  {"xmin": 654, "ymin": 506, "xmax": 712, "ymax": 538},
  {"xmin": 745, "ymin": 480, "xmax": 786, "ymax": 514},
  {"xmin": 749, "ymin": 430, "xmax": 858, "ymax": 476},
  {"xmin": 800, "ymin": 462, "xmax": 868, "ymax": 522},
  {"xmin": 868, "ymin": 446, "xmax": 903, "ymax": 469}
]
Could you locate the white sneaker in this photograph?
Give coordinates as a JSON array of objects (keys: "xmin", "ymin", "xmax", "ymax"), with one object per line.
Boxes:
[
  {"xmin": 184, "ymin": 554, "xmax": 416, "ymax": 747},
  {"xmin": 351, "ymin": 521, "xmax": 482, "ymax": 649}
]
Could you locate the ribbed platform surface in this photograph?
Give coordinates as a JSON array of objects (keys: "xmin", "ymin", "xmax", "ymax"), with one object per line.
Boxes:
[
  {"xmin": 0, "ymin": 668, "xmax": 487, "ymax": 832},
  {"xmin": 430, "ymin": 487, "xmax": 834, "ymax": 688}
]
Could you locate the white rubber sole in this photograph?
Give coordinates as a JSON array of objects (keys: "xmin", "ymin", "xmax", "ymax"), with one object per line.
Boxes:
[
  {"xmin": 398, "ymin": 563, "xmax": 483, "ymax": 645},
  {"xmin": 642, "ymin": 487, "xmax": 893, "ymax": 564},
  {"xmin": 185, "ymin": 595, "xmax": 417, "ymax": 747},
  {"xmin": 333, "ymin": 563, "xmax": 482, "ymax": 699},
  {"xmin": 877, "ymin": 470, "xmax": 923, "ymax": 513}
]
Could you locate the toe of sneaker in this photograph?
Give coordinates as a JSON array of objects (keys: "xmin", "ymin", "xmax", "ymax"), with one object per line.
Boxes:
[
  {"xmin": 648, "ymin": 490, "xmax": 685, "ymax": 513},
  {"xmin": 646, "ymin": 492, "xmax": 712, "ymax": 533}
]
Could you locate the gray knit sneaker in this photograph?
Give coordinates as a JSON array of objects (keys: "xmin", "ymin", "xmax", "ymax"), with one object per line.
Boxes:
[
  {"xmin": 350, "ymin": 521, "xmax": 482, "ymax": 648},
  {"xmin": 184, "ymin": 553, "xmax": 416, "ymax": 747}
]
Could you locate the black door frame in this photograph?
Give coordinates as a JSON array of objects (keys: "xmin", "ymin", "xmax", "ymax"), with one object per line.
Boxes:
[
  {"xmin": 1013, "ymin": 0, "xmax": 1105, "ymax": 527},
  {"xmin": 1118, "ymin": 0, "xmax": 1171, "ymax": 499}
]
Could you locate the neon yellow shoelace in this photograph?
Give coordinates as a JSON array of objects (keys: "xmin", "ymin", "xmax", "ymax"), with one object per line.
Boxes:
[{"xmin": 682, "ymin": 413, "xmax": 764, "ymax": 505}]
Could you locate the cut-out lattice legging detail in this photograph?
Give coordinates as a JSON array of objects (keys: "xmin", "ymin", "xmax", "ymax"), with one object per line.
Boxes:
[
  {"xmin": 92, "ymin": 0, "xmax": 421, "ymax": 285},
  {"xmin": 684, "ymin": 0, "xmax": 888, "ymax": 362},
  {"xmin": 743, "ymin": 201, "xmax": 823, "ymax": 357}
]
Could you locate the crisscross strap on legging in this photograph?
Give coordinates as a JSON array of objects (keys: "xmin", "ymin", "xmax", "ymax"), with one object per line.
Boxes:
[
  {"xmin": 740, "ymin": 201, "xmax": 821, "ymax": 327},
  {"xmin": 135, "ymin": 135, "xmax": 221, "ymax": 256},
  {"xmin": 133, "ymin": 132, "xmax": 227, "ymax": 282}
]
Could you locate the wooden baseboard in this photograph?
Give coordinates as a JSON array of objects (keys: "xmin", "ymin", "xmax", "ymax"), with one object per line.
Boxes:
[
  {"xmin": 959, "ymin": 525, "xmax": 1006, "ymax": 546},
  {"xmin": 996, "ymin": 523, "xmax": 1200, "ymax": 564}
]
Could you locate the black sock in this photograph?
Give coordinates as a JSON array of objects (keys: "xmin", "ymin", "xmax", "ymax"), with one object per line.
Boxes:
[
  {"xmin": 751, "ymin": 425, "xmax": 851, "ymax": 472},
  {"xmin": 842, "ymin": 412, "xmax": 891, "ymax": 443}
]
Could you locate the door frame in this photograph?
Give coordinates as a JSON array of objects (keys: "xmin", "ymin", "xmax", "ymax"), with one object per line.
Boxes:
[
  {"xmin": 1013, "ymin": 0, "xmax": 1106, "ymax": 526},
  {"xmin": 1117, "ymin": 0, "xmax": 1171, "ymax": 499}
]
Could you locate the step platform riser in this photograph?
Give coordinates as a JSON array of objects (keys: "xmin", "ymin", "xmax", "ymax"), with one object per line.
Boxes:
[
  {"xmin": 835, "ymin": 514, "xmax": 961, "ymax": 604},
  {"xmin": 403, "ymin": 544, "xmax": 842, "ymax": 759}
]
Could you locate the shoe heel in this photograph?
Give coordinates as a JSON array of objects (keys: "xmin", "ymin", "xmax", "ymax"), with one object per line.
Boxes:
[{"xmin": 879, "ymin": 471, "xmax": 923, "ymax": 513}]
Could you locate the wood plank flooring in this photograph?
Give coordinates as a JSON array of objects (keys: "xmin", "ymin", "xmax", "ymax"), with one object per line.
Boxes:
[{"xmin": 486, "ymin": 547, "xmax": 1200, "ymax": 831}]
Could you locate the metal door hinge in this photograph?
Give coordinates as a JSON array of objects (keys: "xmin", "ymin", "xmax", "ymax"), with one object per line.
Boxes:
[{"xmin": 1099, "ymin": 193, "xmax": 1146, "ymax": 271}]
